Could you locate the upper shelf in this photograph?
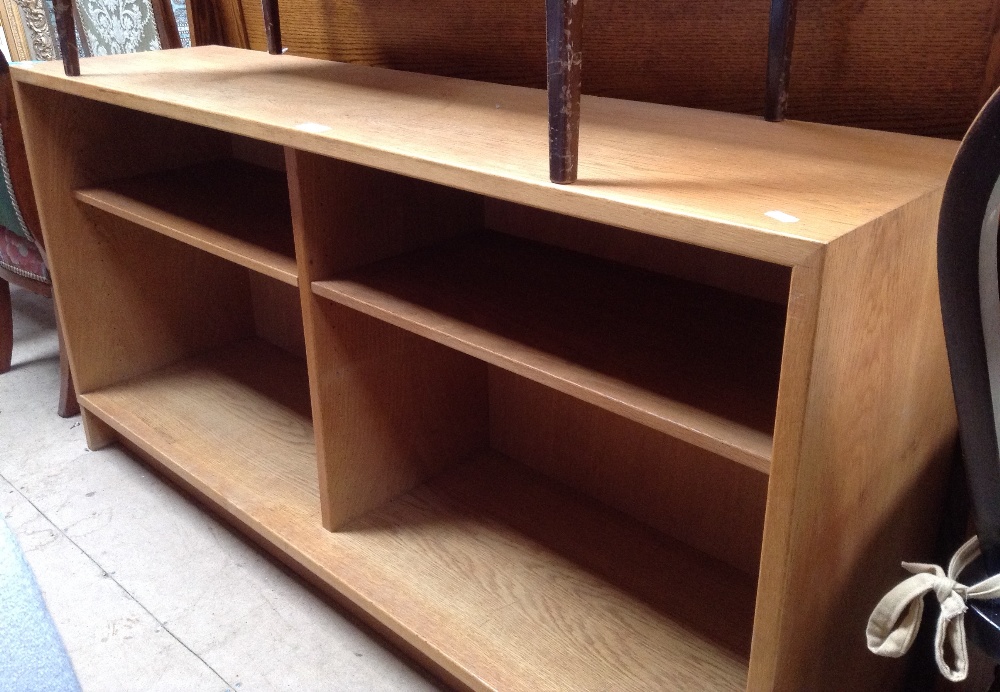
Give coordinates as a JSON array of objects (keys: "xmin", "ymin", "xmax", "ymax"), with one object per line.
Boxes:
[
  {"xmin": 12, "ymin": 46, "xmax": 957, "ymax": 266},
  {"xmin": 75, "ymin": 159, "xmax": 296, "ymax": 286},
  {"xmin": 314, "ymin": 232, "xmax": 785, "ymax": 471}
]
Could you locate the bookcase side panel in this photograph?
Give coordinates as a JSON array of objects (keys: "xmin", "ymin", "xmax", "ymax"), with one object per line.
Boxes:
[
  {"xmin": 751, "ymin": 190, "xmax": 957, "ymax": 691},
  {"xmin": 13, "ymin": 84, "xmax": 249, "ymax": 400}
]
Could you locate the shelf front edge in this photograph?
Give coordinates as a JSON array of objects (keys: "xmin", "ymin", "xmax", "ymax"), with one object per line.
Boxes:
[
  {"xmin": 74, "ymin": 187, "xmax": 299, "ymax": 287},
  {"xmin": 7, "ymin": 48, "xmax": 955, "ymax": 267}
]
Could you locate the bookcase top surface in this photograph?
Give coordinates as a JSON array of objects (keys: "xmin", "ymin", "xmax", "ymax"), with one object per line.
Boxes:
[{"xmin": 12, "ymin": 45, "xmax": 958, "ymax": 265}]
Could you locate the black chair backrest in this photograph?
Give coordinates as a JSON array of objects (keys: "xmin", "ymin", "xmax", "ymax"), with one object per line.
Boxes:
[{"xmin": 938, "ymin": 86, "xmax": 1000, "ymax": 573}]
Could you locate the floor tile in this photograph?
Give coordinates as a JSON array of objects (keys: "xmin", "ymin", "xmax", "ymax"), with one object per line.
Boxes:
[
  {"xmin": 0, "ymin": 288, "xmax": 89, "ymax": 480},
  {"xmin": 3, "ymin": 287, "xmax": 439, "ymax": 690},
  {"xmin": 22, "ymin": 447, "xmax": 439, "ymax": 691},
  {"xmin": 1, "ymin": 477, "xmax": 231, "ymax": 691}
]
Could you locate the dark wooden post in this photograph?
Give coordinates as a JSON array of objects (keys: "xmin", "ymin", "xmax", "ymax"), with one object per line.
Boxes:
[
  {"xmin": 53, "ymin": 0, "xmax": 80, "ymax": 76},
  {"xmin": 262, "ymin": 0, "xmax": 283, "ymax": 55},
  {"xmin": 150, "ymin": 0, "xmax": 184, "ymax": 50},
  {"xmin": 764, "ymin": 0, "xmax": 797, "ymax": 122},
  {"xmin": 545, "ymin": 0, "xmax": 584, "ymax": 184}
]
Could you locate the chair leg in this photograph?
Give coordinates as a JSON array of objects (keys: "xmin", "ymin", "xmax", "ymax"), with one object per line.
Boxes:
[
  {"xmin": 150, "ymin": 0, "xmax": 183, "ymax": 49},
  {"xmin": 56, "ymin": 318, "xmax": 78, "ymax": 417},
  {"xmin": 0, "ymin": 278, "xmax": 11, "ymax": 374},
  {"xmin": 52, "ymin": 0, "xmax": 80, "ymax": 76},
  {"xmin": 262, "ymin": 0, "xmax": 282, "ymax": 54},
  {"xmin": 545, "ymin": 0, "xmax": 584, "ymax": 184},
  {"xmin": 765, "ymin": 0, "xmax": 798, "ymax": 122}
]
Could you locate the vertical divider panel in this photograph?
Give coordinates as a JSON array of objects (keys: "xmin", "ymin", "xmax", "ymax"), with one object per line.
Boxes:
[
  {"xmin": 13, "ymin": 83, "xmax": 255, "ymax": 445},
  {"xmin": 285, "ymin": 149, "xmax": 490, "ymax": 530}
]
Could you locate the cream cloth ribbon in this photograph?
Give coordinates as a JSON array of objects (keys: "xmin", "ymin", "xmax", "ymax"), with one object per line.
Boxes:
[{"xmin": 867, "ymin": 536, "xmax": 1000, "ymax": 681}]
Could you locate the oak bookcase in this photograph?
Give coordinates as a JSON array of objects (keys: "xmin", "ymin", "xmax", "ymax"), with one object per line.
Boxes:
[{"xmin": 11, "ymin": 45, "xmax": 960, "ymax": 691}]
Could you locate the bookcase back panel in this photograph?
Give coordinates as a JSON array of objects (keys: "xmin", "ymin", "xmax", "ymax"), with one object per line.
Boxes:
[
  {"xmin": 249, "ymin": 272, "xmax": 306, "ymax": 359},
  {"xmin": 489, "ymin": 367, "xmax": 768, "ymax": 576},
  {"xmin": 486, "ymin": 199, "xmax": 792, "ymax": 305},
  {"xmin": 62, "ymin": 209, "xmax": 257, "ymax": 393}
]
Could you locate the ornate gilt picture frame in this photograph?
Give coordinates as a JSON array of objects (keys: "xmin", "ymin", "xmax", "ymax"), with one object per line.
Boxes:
[{"xmin": 0, "ymin": 0, "xmax": 58, "ymax": 62}]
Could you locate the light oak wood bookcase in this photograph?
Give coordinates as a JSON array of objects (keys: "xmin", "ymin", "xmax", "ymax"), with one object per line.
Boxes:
[{"xmin": 11, "ymin": 45, "xmax": 961, "ymax": 691}]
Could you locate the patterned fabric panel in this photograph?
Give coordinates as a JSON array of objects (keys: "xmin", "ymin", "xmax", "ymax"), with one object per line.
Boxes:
[
  {"xmin": 0, "ymin": 224, "xmax": 48, "ymax": 283},
  {"xmin": 77, "ymin": 0, "xmax": 162, "ymax": 55}
]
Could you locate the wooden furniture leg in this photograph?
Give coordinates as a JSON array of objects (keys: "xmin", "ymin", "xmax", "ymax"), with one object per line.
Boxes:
[
  {"xmin": 52, "ymin": 0, "xmax": 80, "ymax": 76},
  {"xmin": 765, "ymin": 0, "xmax": 798, "ymax": 122},
  {"xmin": 0, "ymin": 278, "xmax": 11, "ymax": 373},
  {"xmin": 80, "ymin": 408, "xmax": 116, "ymax": 450},
  {"xmin": 262, "ymin": 0, "xmax": 282, "ymax": 54},
  {"xmin": 545, "ymin": 0, "xmax": 584, "ymax": 184},
  {"xmin": 56, "ymin": 319, "xmax": 78, "ymax": 417},
  {"xmin": 150, "ymin": 0, "xmax": 183, "ymax": 50}
]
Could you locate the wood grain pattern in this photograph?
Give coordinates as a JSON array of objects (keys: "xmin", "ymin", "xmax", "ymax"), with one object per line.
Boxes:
[
  {"xmin": 10, "ymin": 47, "xmax": 958, "ymax": 265},
  {"xmin": 484, "ymin": 199, "xmax": 792, "ymax": 305},
  {"xmin": 80, "ymin": 338, "xmax": 317, "ymax": 509},
  {"xmin": 230, "ymin": 0, "xmax": 997, "ymax": 140},
  {"xmin": 80, "ymin": 407, "xmax": 116, "ymax": 450},
  {"xmin": 285, "ymin": 150, "xmax": 486, "ymax": 530},
  {"xmin": 66, "ymin": 208, "xmax": 256, "ymax": 389},
  {"xmin": 285, "ymin": 152, "xmax": 480, "ymax": 280},
  {"xmin": 80, "ymin": 365, "xmax": 757, "ymax": 692},
  {"xmin": 188, "ymin": 0, "xmax": 239, "ymax": 47},
  {"xmin": 489, "ymin": 368, "xmax": 768, "ymax": 576},
  {"xmin": 74, "ymin": 159, "xmax": 297, "ymax": 286},
  {"xmin": 748, "ymin": 252, "xmax": 824, "ymax": 691},
  {"xmin": 313, "ymin": 232, "xmax": 785, "ymax": 471},
  {"xmin": 312, "ymin": 300, "xmax": 488, "ymax": 530},
  {"xmin": 249, "ymin": 272, "xmax": 305, "ymax": 359},
  {"xmin": 0, "ymin": 55, "xmax": 79, "ymax": 417},
  {"xmin": 11, "ymin": 85, "xmax": 249, "ymax": 404},
  {"xmin": 749, "ymin": 192, "xmax": 958, "ymax": 690},
  {"xmin": 14, "ymin": 47, "xmax": 962, "ymax": 691}
]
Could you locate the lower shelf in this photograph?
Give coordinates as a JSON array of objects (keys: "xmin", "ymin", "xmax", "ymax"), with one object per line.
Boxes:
[{"xmin": 79, "ymin": 339, "xmax": 754, "ymax": 691}]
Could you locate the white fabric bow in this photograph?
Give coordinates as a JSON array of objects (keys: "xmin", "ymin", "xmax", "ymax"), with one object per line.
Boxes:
[{"xmin": 867, "ymin": 536, "xmax": 1000, "ymax": 681}]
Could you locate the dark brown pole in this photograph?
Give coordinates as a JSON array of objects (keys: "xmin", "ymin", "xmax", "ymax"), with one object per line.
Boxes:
[
  {"xmin": 53, "ymin": 0, "xmax": 80, "ymax": 76},
  {"xmin": 764, "ymin": 0, "xmax": 797, "ymax": 122},
  {"xmin": 262, "ymin": 0, "xmax": 282, "ymax": 55},
  {"xmin": 545, "ymin": 0, "xmax": 584, "ymax": 184}
]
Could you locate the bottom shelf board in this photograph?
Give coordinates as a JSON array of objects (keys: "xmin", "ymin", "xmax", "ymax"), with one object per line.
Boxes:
[
  {"xmin": 79, "ymin": 340, "xmax": 754, "ymax": 691},
  {"xmin": 79, "ymin": 338, "xmax": 317, "ymax": 516}
]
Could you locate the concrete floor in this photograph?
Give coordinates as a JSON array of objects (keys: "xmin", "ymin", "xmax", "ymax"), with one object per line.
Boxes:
[{"xmin": 1, "ymin": 285, "xmax": 441, "ymax": 691}]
